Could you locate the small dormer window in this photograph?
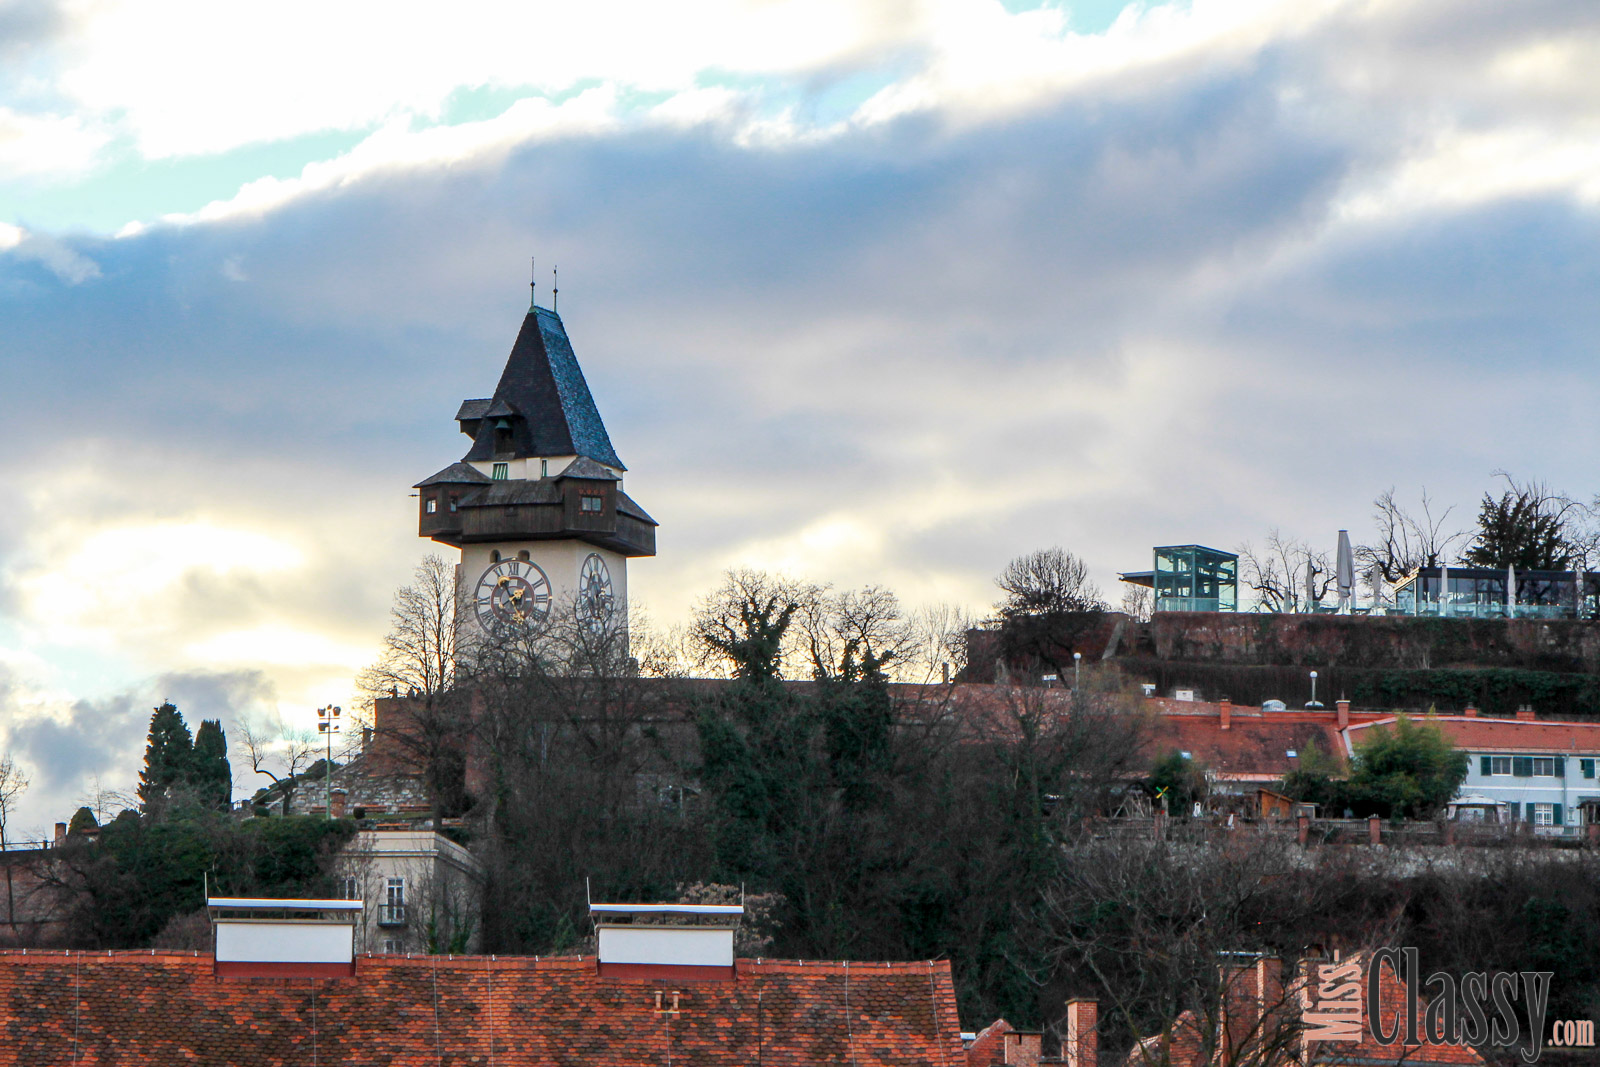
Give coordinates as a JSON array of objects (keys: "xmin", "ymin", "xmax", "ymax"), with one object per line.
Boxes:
[
  {"xmin": 492, "ymin": 463, "xmax": 509, "ymax": 480},
  {"xmin": 425, "ymin": 499, "xmax": 438, "ymax": 514},
  {"xmin": 541, "ymin": 459, "xmax": 549, "ymax": 478},
  {"xmin": 581, "ymin": 494, "xmax": 603, "ymax": 513}
]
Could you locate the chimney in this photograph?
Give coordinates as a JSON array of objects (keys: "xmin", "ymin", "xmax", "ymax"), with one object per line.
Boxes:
[
  {"xmin": 1220, "ymin": 957, "xmax": 1285, "ymax": 1060},
  {"xmin": 362, "ymin": 726, "xmax": 374, "ymax": 749},
  {"xmin": 54, "ymin": 822, "xmax": 67, "ymax": 846},
  {"xmin": 1219, "ymin": 699, "xmax": 1232, "ymax": 731},
  {"xmin": 1002, "ymin": 1031, "xmax": 1042, "ymax": 1067},
  {"xmin": 1516, "ymin": 706, "xmax": 1536, "ymax": 721},
  {"xmin": 1335, "ymin": 700, "xmax": 1349, "ymax": 729},
  {"xmin": 1464, "ymin": 705, "xmax": 1479, "ymax": 718},
  {"xmin": 330, "ymin": 789, "xmax": 348, "ymax": 819},
  {"xmin": 1063, "ymin": 999, "xmax": 1097, "ymax": 1067}
]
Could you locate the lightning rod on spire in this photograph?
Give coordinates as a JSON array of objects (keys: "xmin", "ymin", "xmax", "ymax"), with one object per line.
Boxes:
[
  {"xmin": 553, "ymin": 265, "xmax": 559, "ymax": 312},
  {"xmin": 530, "ymin": 256, "xmax": 537, "ymax": 310}
]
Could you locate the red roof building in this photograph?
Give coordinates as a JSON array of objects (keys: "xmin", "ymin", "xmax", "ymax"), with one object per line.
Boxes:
[{"xmin": 0, "ymin": 951, "xmax": 966, "ymax": 1065}]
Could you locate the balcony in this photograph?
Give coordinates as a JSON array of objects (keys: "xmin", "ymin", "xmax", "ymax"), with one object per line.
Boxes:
[{"xmin": 377, "ymin": 904, "xmax": 407, "ymax": 926}]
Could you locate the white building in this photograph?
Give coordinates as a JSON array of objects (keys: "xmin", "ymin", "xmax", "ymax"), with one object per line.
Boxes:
[
  {"xmin": 336, "ymin": 829, "xmax": 485, "ymax": 955},
  {"xmin": 1343, "ymin": 712, "xmax": 1600, "ymax": 833}
]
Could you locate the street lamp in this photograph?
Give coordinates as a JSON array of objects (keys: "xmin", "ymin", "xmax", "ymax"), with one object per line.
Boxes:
[
  {"xmin": 316, "ymin": 705, "xmax": 342, "ymax": 819},
  {"xmin": 1073, "ymin": 651, "xmax": 1082, "ymax": 690},
  {"xmin": 1306, "ymin": 671, "xmax": 1323, "ymax": 709}
]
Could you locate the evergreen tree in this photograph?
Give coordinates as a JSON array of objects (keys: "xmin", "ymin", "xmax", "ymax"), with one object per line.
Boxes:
[
  {"xmin": 67, "ymin": 806, "xmax": 99, "ymax": 835},
  {"xmin": 1463, "ymin": 476, "xmax": 1576, "ymax": 570},
  {"xmin": 191, "ymin": 719, "xmax": 233, "ymax": 811},
  {"xmin": 137, "ymin": 703, "xmax": 194, "ymax": 815},
  {"xmin": 1347, "ymin": 714, "xmax": 1469, "ymax": 818}
]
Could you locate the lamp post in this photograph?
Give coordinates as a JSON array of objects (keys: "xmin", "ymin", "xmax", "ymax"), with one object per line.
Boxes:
[
  {"xmin": 316, "ymin": 705, "xmax": 342, "ymax": 819},
  {"xmin": 1307, "ymin": 671, "xmax": 1322, "ymax": 709},
  {"xmin": 1073, "ymin": 651, "xmax": 1082, "ymax": 690}
]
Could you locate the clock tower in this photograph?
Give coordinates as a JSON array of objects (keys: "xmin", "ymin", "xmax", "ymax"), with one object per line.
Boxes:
[{"xmin": 414, "ymin": 295, "xmax": 656, "ymax": 640}]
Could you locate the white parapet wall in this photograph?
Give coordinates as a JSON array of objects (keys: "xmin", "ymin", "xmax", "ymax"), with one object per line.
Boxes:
[
  {"xmin": 216, "ymin": 921, "xmax": 355, "ymax": 966},
  {"xmin": 597, "ymin": 926, "xmax": 734, "ymax": 969},
  {"xmin": 208, "ymin": 897, "xmax": 362, "ymax": 979}
]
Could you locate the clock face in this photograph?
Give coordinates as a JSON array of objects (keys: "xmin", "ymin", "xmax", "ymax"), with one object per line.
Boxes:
[
  {"xmin": 473, "ymin": 558, "xmax": 552, "ymax": 632},
  {"xmin": 576, "ymin": 553, "xmax": 615, "ymax": 630}
]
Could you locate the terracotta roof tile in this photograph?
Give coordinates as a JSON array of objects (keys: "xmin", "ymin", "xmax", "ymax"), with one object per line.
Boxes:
[{"xmin": 0, "ymin": 952, "xmax": 964, "ymax": 1066}]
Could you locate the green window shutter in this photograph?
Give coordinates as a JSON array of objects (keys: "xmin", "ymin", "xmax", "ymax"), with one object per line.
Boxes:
[
  {"xmin": 1553, "ymin": 804, "xmax": 1563, "ymax": 826},
  {"xmin": 1556, "ymin": 757, "xmax": 1566, "ymax": 779},
  {"xmin": 1481, "ymin": 756, "xmax": 1492, "ymax": 777},
  {"xmin": 1513, "ymin": 757, "xmax": 1533, "ymax": 778},
  {"xmin": 1583, "ymin": 759, "xmax": 1596, "ymax": 779}
]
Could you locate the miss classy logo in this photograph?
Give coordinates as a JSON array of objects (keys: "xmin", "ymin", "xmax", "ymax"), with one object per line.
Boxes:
[{"xmin": 1304, "ymin": 948, "xmax": 1593, "ymax": 1064}]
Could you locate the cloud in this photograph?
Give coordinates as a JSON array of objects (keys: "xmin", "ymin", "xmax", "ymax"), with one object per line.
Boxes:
[
  {"xmin": 0, "ymin": 222, "xmax": 100, "ymax": 281},
  {"xmin": 0, "ymin": 662, "xmax": 281, "ymax": 838},
  {"xmin": 3, "ymin": 0, "xmax": 1600, "ymax": 831}
]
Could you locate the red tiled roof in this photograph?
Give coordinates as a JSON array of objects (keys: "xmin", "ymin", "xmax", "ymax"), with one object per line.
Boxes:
[
  {"xmin": 1143, "ymin": 713, "xmax": 1350, "ymax": 782},
  {"xmin": 0, "ymin": 951, "xmax": 965, "ymax": 1066},
  {"xmin": 965, "ymin": 1017, "xmax": 1015, "ymax": 1067},
  {"xmin": 1343, "ymin": 715, "xmax": 1600, "ymax": 756}
]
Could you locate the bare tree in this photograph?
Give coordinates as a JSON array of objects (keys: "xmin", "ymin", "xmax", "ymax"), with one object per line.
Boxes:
[
  {"xmin": 995, "ymin": 547, "xmax": 1106, "ymax": 616},
  {"xmin": 1355, "ymin": 487, "xmax": 1468, "ymax": 590},
  {"xmin": 358, "ymin": 554, "xmax": 460, "ymax": 701},
  {"xmin": 1238, "ymin": 531, "xmax": 1333, "ymax": 613},
  {"xmin": 237, "ymin": 718, "xmax": 318, "ymax": 815},
  {"xmin": 356, "ymin": 555, "xmax": 475, "ymax": 822},
  {"xmin": 794, "ymin": 585, "xmax": 917, "ymax": 681},
  {"xmin": 1036, "ymin": 833, "xmax": 1404, "ymax": 1067},
  {"xmin": 904, "ymin": 601, "xmax": 977, "ymax": 683},
  {"xmin": 689, "ymin": 569, "xmax": 822, "ymax": 680},
  {"xmin": 78, "ymin": 775, "xmax": 137, "ymax": 826},
  {"xmin": 0, "ymin": 753, "xmax": 29, "ymax": 932},
  {"xmin": 1120, "ymin": 584, "xmax": 1153, "ymax": 623}
]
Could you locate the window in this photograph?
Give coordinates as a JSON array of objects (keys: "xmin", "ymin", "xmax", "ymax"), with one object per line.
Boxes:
[
  {"xmin": 341, "ymin": 876, "xmax": 359, "ymax": 901},
  {"xmin": 448, "ymin": 495, "xmax": 458, "ymax": 513},
  {"xmin": 541, "ymin": 459, "xmax": 549, "ymax": 478},
  {"xmin": 425, "ymin": 498, "xmax": 438, "ymax": 514},
  {"xmin": 581, "ymin": 495, "xmax": 603, "ymax": 513},
  {"xmin": 492, "ymin": 462, "xmax": 509, "ymax": 480},
  {"xmin": 383, "ymin": 939, "xmax": 402, "ymax": 955},
  {"xmin": 381, "ymin": 878, "xmax": 406, "ymax": 925},
  {"xmin": 1533, "ymin": 804, "xmax": 1554, "ymax": 826},
  {"xmin": 1583, "ymin": 758, "xmax": 1596, "ymax": 779},
  {"xmin": 1491, "ymin": 756, "xmax": 1511, "ymax": 775},
  {"xmin": 1533, "ymin": 757, "xmax": 1555, "ymax": 776}
]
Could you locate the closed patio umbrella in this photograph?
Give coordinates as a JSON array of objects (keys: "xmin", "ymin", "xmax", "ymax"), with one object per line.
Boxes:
[
  {"xmin": 1336, "ymin": 530, "xmax": 1355, "ymax": 613},
  {"xmin": 1508, "ymin": 562, "xmax": 1517, "ymax": 619}
]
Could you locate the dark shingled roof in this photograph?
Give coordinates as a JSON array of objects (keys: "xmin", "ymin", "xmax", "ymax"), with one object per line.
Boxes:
[
  {"xmin": 0, "ymin": 952, "xmax": 965, "ymax": 1066},
  {"xmin": 556, "ymin": 455, "xmax": 620, "ymax": 481},
  {"xmin": 455, "ymin": 398, "xmax": 492, "ymax": 421},
  {"xmin": 618, "ymin": 491, "xmax": 657, "ymax": 526},
  {"xmin": 413, "ymin": 462, "xmax": 494, "ymax": 488},
  {"xmin": 460, "ymin": 480, "xmax": 564, "ymax": 507},
  {"xmin": 463, "ymin": 307, "xmax": 626, "ymax": 470}
]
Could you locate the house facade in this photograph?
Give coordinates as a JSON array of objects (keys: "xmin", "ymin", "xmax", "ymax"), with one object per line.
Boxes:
[
  {"xmin": 335, "ymin": 829, "xmax": 484, "ymax": 955},
  {"xmin": 1343, "ymin": 713, "xmax": 1600, "ymax": 832}
]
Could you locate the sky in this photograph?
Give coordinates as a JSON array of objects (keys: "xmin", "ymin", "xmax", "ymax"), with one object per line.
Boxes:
[{"xmin": 1, "ymin": 0, "xmax": 1597, "ymax": 838}]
